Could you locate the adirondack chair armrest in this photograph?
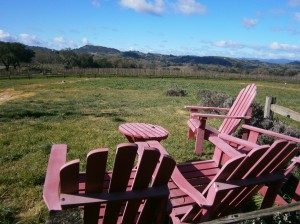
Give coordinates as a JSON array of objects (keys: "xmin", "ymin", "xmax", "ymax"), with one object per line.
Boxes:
[
  {"xmin": 208, "ymin": 136, "xmax": 243, "ymax": 158},
  {"xmin": 185, "ymin": 105, "xmax": 230, "ymax": 112},
  {"xmin": 218, "ymin": 133, "xmax": 261, "ymax": 152},
  {"xmin": 191, "ymin": 113, "xmax": 251, "ymax": 120},
  {"xmin": 60, "ymin": 185, "xmax": 170, "ymax": 208},
  {"xmin": 285, "ymin": 156, "xmax": 300, "ymax": 176},
  {"xmin": 43, "ymin": 144, "xmax": 68, "ymax": 211},
  {"xmin": 242, "ymin": 124, "xmax": 300, "ymax": 144},
  {"xmin": 213, "ymin": 172, "xmax": 284, "ymax": 192}
]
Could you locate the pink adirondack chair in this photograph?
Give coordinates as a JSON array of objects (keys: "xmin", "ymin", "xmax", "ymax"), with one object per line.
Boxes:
[
  {"xmin": 137, "ymin": 138, "xmax": 297, "ymax": 223},
  {"xmin": 43, "ymin": 143, "xmax": 175, "ymax": 224},
  {"xmin": 232, "ymin": 124, "xmax": 300, "ymax": 205},
  {"xmin": 185, "ymin": 83, "xmax": 256, "ymax": 155}
]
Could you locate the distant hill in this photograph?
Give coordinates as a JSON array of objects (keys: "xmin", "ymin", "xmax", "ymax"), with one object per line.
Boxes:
[
  {"xmin": 74, "ymin": 45, "xmax": 121, "ymax": 55},
  {"xmin": 26, "ymin": 44, "xmax": 300, "ymax": 70}
]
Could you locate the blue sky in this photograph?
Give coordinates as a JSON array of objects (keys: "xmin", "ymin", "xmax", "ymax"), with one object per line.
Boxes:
[{"xmin": 1, "ymin": 0, "xmax": 300, "ymax": 59}]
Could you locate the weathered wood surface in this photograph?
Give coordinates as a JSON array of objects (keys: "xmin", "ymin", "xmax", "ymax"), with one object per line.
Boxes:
[
  {"xmin": 119, "ymin": 123, "xmax": 169, "ymax": 142},
  {"xmin": 186, "ymin": 84, "xmax": 256, "ymax": 155},
  {"xmin": 139, "ymin": 138, "xmax": 297, "ymax": 223},
  {"xmin": 264, "ymin": 96, "xmax": 300, "ymax": 122},
  {"xmin": 43, "ymin": 143, "xmax": 176, "ymax": 224}
]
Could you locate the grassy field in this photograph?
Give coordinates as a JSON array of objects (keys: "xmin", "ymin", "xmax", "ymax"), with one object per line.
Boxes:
[{"xmin": 1, "ymin": 76, "xmax": 300, "ymax": 223}]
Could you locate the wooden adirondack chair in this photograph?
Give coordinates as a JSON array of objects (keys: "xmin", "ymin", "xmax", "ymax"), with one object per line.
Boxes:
[
  {"xmin": 230, "ymin": 124, "xmax": 300, "ymax": 205},
  {"xmin": 43, "ymin": 143, "xmax": 176, "ymax": 224},
  {"xmin": 185, "ymin": 83, "xmax": 256, "ymax": 155},
  {"xmin": 137, "ymin": 138, "xmax": 297, "ymax": 223}
]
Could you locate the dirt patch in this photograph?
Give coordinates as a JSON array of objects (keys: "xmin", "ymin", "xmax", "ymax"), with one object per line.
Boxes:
[{"xmin": 0, "ymin": 88, "xmax": 35, "ymax": 105}]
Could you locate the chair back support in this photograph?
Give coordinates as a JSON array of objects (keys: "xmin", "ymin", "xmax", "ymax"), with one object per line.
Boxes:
[
  {"xmin": 219, "ymin": 83, "xmax": 256, "ymax": 134},
  {"xmin": 181, "ymin": 140, "xmax": 297, "ymax": 222},
  {"xmin": 44, "ymin": 143, "xmax": 176, "ymax": 224}
]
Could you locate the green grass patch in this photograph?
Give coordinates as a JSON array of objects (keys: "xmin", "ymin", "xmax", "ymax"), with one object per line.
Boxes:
[{"xmin": 1, "ymin": 77, "xmax": 300, "ymax": 223}]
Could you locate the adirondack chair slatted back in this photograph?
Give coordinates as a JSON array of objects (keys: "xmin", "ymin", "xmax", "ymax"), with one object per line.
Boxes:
[
  {"xmin": 218, "ymin": 83, "xmax": 256, "ymax": 135},
  {"xmin": 58, "ymin": 143, "xmax": 176, "ymax": 224},
  {"xmin": 219, "ymin": 141, "xmax": 297, "ymax": 217},
  {"xmin": 180, "ymin": 140, "xmax": 297, "ymax": 223}
]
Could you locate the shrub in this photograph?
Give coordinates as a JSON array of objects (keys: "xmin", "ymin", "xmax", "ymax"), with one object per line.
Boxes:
[
  {"xmin": 166, "ymin": 88, "xmax": 187, "ymax": 97},
  {"xmin": 197, "ymin": 90, "xmax": 300, "ymax": 150},
  {"xmin": 197, "ymin": 89, "xmax": 234, "ymax": 114}
]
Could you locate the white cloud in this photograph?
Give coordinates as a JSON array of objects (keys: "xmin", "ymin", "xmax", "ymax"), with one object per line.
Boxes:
[
  {"xmin": 91, "ymin": 0, "xmax": 101, "ymax": 8},
  {"xmin": 53, "ymin": 36, "xmax": 65, "ymax": 44},
  {"xmin": 19, "ymin": 33, "xmax": 40, "ymax": 46},
  {"xmin": 214, "ymin": 40, "xmax": 243, "ymax": 48},
  {"xmin": 243, "ymin": 18, "xmax": 259, "ymax": 29},
  {"xmin": 51, "ymin": 36, "xmax": 79, "ymax": 49},
  {"xmin": 119, "ymin": 0, "xmax": 165, "ymax": 14},
  {"xmin": 0, "ymin": 29, "xmax": 16, "ymax": 42},
  {"xmin": 174, "ymin": 0, "xmax": 207, "ymax": 15},
  {"xmin": 271, "ymin": 26, "xmax": 300, "ymax": 35},
  {"xmin": 294, "ymin": 12, "xmax": 300, "ymax": 21},
  {"xmin": 269, "ymin": 42, "xmax": 300, "ymax": 51},
  {"xmin": 82, "ymin": 37, "xmax": 89, "ymax": 45},
  {"xmin": 288, "ymin": 0, "xmax": 300, "ymax": 7}
]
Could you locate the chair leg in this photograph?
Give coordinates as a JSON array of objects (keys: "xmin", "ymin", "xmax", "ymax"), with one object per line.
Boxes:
[
  {"xmin": 260, "ymin": 181, "xmax": 283, "ymax": 209},
  {"xmin": 195, "ymin": 129, "xmax": 205, "ymax": 155},
  {"xmin": 292, "ymin": 180, "xmax": 300, "ymax": 203},
  {"xmin": 188, "ymin": 128, "xmax": 195, "ymax": 139},
  {"xmin": 194, "ymin": 118, "xmax": 207, "ymax": 155}
]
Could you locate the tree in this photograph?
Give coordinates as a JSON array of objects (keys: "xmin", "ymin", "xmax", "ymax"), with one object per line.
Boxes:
[
  {"xmin": 0, "ymin": 41, "xmax": 35, "ymax": 71},
  {"xmin": 77, "ymin": 54, "xmax": 94, "ymax": 68},
  {"xmin": 59, "ymin": 49, "xmax": 79, "ymax": 69}
]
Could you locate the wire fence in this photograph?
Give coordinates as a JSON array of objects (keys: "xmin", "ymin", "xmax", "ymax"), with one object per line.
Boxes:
[{"xmin": 1, "ymin": 67, "xmax": 300, "ymax": 83}]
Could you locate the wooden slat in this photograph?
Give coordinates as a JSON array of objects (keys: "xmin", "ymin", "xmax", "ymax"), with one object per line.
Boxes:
[
  {"xmin": 138, "ymin": 153, "xmax": 176, "ymax": 223},
  {"xmin": 103, "ymin": 143, "xmax": 138, "ymax": 224},
  {"xmin": 121, "ymin": 148, "xmax": 160, "ymax": 223},
  {"xmin": 84, "ymin": 149, "xmax": 108, "ymax": 224},
  {"xmin": 220, "ymin": 84, "xmax": 256, "ymax": 134},
  {"xmin": 119, "ymin": 123, "xmax": 169, "ymax": 141},
  {"xmin": 43, "ymin": 144, "xmax": 67, "ymax": 210},
  {"xmin": 211, "ymin": 146, "xmax": 268, "ymax": 217}
]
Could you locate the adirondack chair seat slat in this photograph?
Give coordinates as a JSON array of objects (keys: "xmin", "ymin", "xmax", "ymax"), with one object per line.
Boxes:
[
  {"xmin": 43, "ymin": 143, "xmax": 176, "ymax": 224},
  {"xmin": 137, "ymin": 138, "xmax": 297, "ymax": 223},
  {"xmin": 186, "ymin": 84, "xmax": 256, "ymax": 155}
]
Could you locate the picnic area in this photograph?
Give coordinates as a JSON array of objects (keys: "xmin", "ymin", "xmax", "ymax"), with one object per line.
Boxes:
[{"xmin": 1, "ymin": 77, "xmax": 300, "ymax": 223}]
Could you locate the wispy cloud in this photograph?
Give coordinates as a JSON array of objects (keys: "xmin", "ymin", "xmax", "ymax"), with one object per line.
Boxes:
[
  {"xmin": 0, "ymin": 29, "xmax": 16, "ymax": 42},
  {"xmin": 82, "ymin": 37, "xmax": 90, "ymax": 45},
  {"xmin": 174, "ymin": 0, "xmax": 207, "ymax": 15},
  {"xmin": 0, "ymin": 29, "xmax": 45, "ymax": 46},
  {"xmin": 271, "ymin": 26, "xmax": 300, "ymax": 35},
  {"xmin": 19, "ymin": 33, "xmax": 41, "ymax": 46},
  {"xmin": 119, "ymin": 0, "xmax": 165, "ymax": 15},
  {"xmin": 243, "ymin": 18, "xmax": 259, "ymax": 29},
  {"xmin": 52, "ymin": 36, "xmax": 80, "ymax": 49},
  {"xmin": 288, "ymin": 0, "xmax": 300, "ymax": 7},
  {"xmin": 214, "ymin": 40, "xmax": 244, "ymax": 49},
  {"xmin": 294, "ymin": 12, "xmax": 300, "ymax": 21},
  {"xmin": 269, "ymin": 42, "xmax": 300, "ymax": 51},
  {"xmin": 91, "ymin": 0, "xmax": 101, "ymax": 8}
]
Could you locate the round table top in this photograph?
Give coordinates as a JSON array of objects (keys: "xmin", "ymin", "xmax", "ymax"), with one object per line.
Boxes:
[{"xmin": 119, "ymin": 123, "xmax": 169, "ymax": 141}]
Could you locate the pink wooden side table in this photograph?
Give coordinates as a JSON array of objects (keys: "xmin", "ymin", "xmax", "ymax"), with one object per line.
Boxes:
[{"xmin": 119, "ymin": 123, "xmax": 169, "ymax": 142}]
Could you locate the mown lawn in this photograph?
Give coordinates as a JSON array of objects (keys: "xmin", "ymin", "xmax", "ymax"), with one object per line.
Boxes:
[{"xmin": 1, "ymin": 77, "xmax": 300, "ymax": 223}]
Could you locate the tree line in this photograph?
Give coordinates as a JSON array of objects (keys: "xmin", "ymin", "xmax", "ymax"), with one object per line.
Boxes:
[
  {"xmin": 0, "ymin": 41, "xmax": 35, "ymax": 71},
  {"xmin": 1, "ymin": 41, "xmax": 300, "ymax": 77}
]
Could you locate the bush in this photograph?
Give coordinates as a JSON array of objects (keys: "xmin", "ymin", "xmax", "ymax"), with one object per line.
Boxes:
[
  {"xmin": 197, "ymin": 89, "xmax": 300, "ymax": 150},
  {"xmin": 166, "ymin": 88, "xmax": 187, "ymax": 97},
  {"xmin": 197, "ymin": 89, "xmax": 234, "ymax": 114}
]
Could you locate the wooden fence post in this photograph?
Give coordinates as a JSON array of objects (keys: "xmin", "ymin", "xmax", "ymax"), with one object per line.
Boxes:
[{"xmin": 264, "ymin": 96, "xmax": 276, "ymax": 119}]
